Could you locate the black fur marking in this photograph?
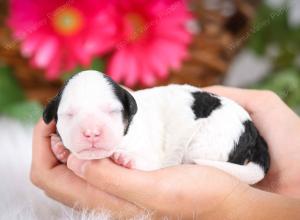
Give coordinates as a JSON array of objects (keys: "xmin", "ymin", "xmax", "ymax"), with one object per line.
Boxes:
[
  {"xmin": 191, "ymin": 91, "xmax": 221, "ymax": 119},
  {"xmin": 103, "ymin": 75, "xmax": 138, "ymax": 135},
  {"xmin": 43, "ymin": 90, "xmax": 63, "ymax": 124},
  {"xmin": 43, "ymin": 76, "xmax": 73, "ymax": 124},
  {"xmin": 228, "ymin": 120, "xmax": 270, "ymax": 173}
]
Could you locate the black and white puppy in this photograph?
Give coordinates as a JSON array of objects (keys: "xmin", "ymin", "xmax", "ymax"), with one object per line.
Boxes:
[{"xmin": 43, "ymin": 70, "xmax": 270, "ymax": 184}]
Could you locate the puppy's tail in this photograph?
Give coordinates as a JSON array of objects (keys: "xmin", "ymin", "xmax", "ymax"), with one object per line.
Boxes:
[{"xmin": 193, "ymin": 159, "xmax": 265, "ymax": 185}]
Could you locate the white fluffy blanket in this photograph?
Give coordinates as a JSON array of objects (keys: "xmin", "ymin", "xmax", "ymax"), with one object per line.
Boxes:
[{"xmin": 0, "ymin": 117, "xmax": 148, "ymax": 220}]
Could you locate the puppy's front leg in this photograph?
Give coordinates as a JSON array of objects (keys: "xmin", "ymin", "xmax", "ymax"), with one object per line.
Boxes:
[
  {"xmin": 111, "ymin": 149, "xmax": 161, "ymax": 171},
  {"xmin": 111, "ymin": 151, "xmax": 136, "ymax": 169}
]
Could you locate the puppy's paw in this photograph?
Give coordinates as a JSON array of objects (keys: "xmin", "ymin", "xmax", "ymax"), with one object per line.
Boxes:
[
  {"xmin": 111, "ymin": 151, "xmax": 136, "ymax": 169},
  {"xmin": 50, "ymin": 134, "xmax": 70, "ymax": 164}
]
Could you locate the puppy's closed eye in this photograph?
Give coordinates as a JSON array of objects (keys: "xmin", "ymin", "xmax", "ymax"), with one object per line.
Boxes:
[
  {"xmin": 109, "ymin": 108, "xmax": 122, "ymax": 115},
  {"xmin": 104, "ymin": 103, "xmax": 122, "ymax": 115},
  {"xmin": 66, "ymin": 112, "xmax": 75, "ymax": 118},
  {"xmin": 59, "ymin": 110, "xmax": 76, "ymax": 119}
]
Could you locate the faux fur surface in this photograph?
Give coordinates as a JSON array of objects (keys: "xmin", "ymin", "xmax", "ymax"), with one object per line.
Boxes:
[{"xmin": 0, "ymin": 117, "xmax": 149, "ymax": 220}]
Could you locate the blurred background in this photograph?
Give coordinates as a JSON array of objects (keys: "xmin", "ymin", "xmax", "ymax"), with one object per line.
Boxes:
[{"xmin": 0, "ymin": 0, "xmax": 300, "ymax": 123}]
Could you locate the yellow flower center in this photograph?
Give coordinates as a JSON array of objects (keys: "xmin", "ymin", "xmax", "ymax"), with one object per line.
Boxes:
[
  {"xmin": 126, "ymin": 13, "xmax": 146, "ymax": 40},
  {"xmin": 52, "ymin": 7, "xmax": 83, "ymax": 36}
]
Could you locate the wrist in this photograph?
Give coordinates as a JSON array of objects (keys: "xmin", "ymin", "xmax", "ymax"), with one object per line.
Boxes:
[
  {"xmin": 198, "ymin": 181, "xmax": 251, "ymax": 220},
  {"xmin": 208, "ymin": 184, "xmax": 300, "ymax": 220},
  {"xmin": 221, "ymin": 183, "xmax": 254, "ymax": 220},
  {"xmin": 219, "ymin": 184, "xmax": 259, "ymax": 220}
]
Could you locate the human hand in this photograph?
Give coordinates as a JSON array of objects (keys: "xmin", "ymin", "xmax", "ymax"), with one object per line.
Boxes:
[
  {"xmin": 66, "ymin": 86, "xmax": 300, "ymax": 218},
  {"xmin": 34, "ymin": 119, "xmax": 243, "ymax": 219},
  {"xmin": 204, "ymin": 86, "xmax": 300, "ymax": 197},
  {"xmin": 32, "ymin": 86, "xmax": 300, "ymax": 218},
  {"xmin": 67, "ymin": 155, "xmax": 248, "ymax": 219},
  {"xmin": 30, "ymin": 119, "xmax": 143, "ymax": 218}
]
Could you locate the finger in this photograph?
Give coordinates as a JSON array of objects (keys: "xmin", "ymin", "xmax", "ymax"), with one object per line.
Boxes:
[
  {"xmin": 203, "ymin": 86, "xmax": 263, "ymax": 114},
  {"xmin": 32, "ymin": 118, "xmax": 58, "ymax": 170},
  {"xmin": 43, "ymin": 165, "xmax": 141, "ymax": 218},
  {"xmin": 34, "ymin": 118, "xmax": 56, "ymax": 137},
  {"xmin": 67, "ymin": 155, "xmax": 156, "ymax": 207},
  {"xmin": 204, "ymin": 86, "xmax": 300, "ymax": 135}
]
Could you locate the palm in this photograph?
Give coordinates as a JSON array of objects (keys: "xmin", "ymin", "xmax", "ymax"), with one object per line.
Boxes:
[
  {"xmin": 203, "ymin": 86, "xmax": 300, "ymax": 198},
  {"xmin": 243, "ymin": 94, "xmax": 300, "ymax": 197}
]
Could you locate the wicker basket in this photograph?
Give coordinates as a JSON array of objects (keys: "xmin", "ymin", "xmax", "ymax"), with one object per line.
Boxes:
[
  {"xmin": 0, "ymin": 0, "xmax": 260, "ymax": 104},
  {"xmin": 162, "ymin": 0, "xmax": 261, "ymax": 87}
]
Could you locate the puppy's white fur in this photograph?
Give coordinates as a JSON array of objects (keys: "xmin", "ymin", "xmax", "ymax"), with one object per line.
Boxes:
[
  {"xmin": 56, "ymin": 71, "xmax": 266, "ymax": 184},
  {"xmin": 57, "ymin": 71, "xmax": 124, "ymax": 159}
]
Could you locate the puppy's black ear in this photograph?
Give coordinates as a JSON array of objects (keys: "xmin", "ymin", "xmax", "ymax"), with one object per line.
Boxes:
[
  {"xmin": 103, "ymin": 75, "xmax": 137, "ymax": 134},
  {"xmin": 115, "ymin": 87, "xmax": 138, "ymax": 134},
  {"xmin": 43, "ymin": 91, "xmax": 62, "ymax": 124},
  {"xmin": 121, "ymin": 89, "xmax": 137, "ymax": 123}
]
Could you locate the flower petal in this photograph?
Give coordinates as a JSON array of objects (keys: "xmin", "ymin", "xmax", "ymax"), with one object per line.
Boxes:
[
  {"xmin": 123, "ymin": 48, "xmax": 139, "ymax": 87},
  {"xmin": 21, "ymin": 33, "xmax": 45, "ymax": 57},
  {"xmin": 33, "ymin": 36, "xmax": 59, "ymax": 68},
  {"xmin": 108, "ymin": 48, "xmax": 128, "ymax": 82},
  {"xmin": 45, "ymin": 51, "xmax": 62, "ymax": 80}
]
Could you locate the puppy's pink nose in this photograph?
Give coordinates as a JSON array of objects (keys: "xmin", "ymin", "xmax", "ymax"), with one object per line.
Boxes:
[{"xmin": 82, "ymin": 129, "xmax": 101, "ymax": 143}]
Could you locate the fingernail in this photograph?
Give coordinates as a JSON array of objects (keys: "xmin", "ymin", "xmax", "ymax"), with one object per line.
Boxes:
[{"xmin": 67, "ymin": 154, "xmax": 88, "ymax": 177}]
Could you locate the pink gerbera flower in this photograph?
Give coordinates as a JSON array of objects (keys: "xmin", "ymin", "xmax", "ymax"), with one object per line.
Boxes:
[
  {"xmin": 8, "ymin": 0, "xmax": 117, "ymax": 79},
  {"xmin": 107, "ymin": 0, "xmax": 193, "ymax": 87}
]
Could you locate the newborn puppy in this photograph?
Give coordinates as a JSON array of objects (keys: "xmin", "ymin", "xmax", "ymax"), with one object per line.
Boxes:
[{"xmin": 43, "ymin": 70, "xmax": 270, "ymax": 184}]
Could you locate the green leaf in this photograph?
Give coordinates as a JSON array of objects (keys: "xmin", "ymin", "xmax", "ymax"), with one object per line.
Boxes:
[
  {"xmin": 295, "ymin": 105, "xmax": 300, "ymax": 115},
  {"xmin": 61, "ymin": 65, "xmax": 83, "ymax": 81},
  {"xmin": 60, "ymin": 58, "xmax": 106, "ymax": 82},
  {"xmin": 274, "ymin": 47, "xmax": 296, "ymax": 69},
  {"xmin": 1, "ymin": 101, "xmax": 43, "ymax": 123},
  {"xmin": 0, "ymin": 67, "xmax": 25, "ymax": 109},
  {"xmin": 91, "ymin": 59, "xmax": 105, "ymax": 72},
  {"xmin": 247, "ymin": 4, "xmax": 274, "ymax": 54},
  {"xmin": 252, "ymin": 68, "xmax": 300, "ymax": 108},
  {"xmin": 247, "ymin": 3, "xmax": 297, "ymax": 56}
]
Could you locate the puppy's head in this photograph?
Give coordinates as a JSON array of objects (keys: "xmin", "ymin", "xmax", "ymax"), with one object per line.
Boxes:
[{"xmin": 43, "ymin": 70, "xmax": 137, "ymax": 160}]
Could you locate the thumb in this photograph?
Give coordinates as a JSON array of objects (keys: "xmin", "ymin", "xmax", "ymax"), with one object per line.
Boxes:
[{"xmin": 67, "ymin": 154, "xmax": 157, "ymax": 206}]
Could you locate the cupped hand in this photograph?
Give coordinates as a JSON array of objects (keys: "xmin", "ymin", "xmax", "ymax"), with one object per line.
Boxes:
[
  {"xmin": 67, "ymin": 155, "xmax": 247, "ymax": 219},
  {"xmin": 31, "ymin": 86, "xmax": 300, "ymax": 218},
  {"xmin": 204, "ymin": 86, "xmax": 300, "ymax": 197},
  {"xmin": 30, "ymin": 119, "xmax": 143, "ymax": 218},
  {"xmin": 65, "ymin": 86, "xmax": 300, "ymax": 218},
  {"xmin": 32, "ymin": 119, "xmax": 245, "ymax": 219}
]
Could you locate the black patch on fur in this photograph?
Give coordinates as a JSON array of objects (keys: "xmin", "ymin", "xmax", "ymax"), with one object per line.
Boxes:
[
  {"xmin": 103, "ymin": 75, "xmax": 138, "ymax": 135},
  {"xmin": 43, "ymin": 77, "xmax": 73, "ymax": 124},
  {"xmin": 191, "ymin": 91, "xmax": 221, "ymax": 119},
  {"xmin": 228, "ymin": 120, "xmax": 270, "ymax": 173},
  {"xmin": 43, "ymin": 90, "xmax": 63, "ymax": 124}
]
